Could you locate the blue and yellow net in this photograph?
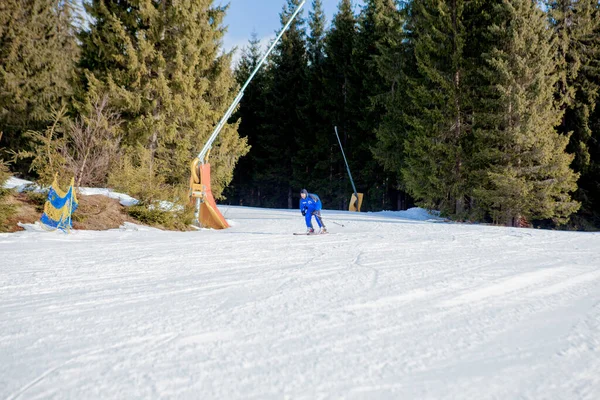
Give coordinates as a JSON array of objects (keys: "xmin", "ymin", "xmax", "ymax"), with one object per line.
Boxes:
[{"xmin": 40, "ymin": 176, "xmax": 79, "ymax": 232}]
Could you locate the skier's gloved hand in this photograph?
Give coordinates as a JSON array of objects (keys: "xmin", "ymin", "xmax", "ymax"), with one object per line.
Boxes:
[{"xmin": 301, "ymin": 208, "xmax": 306, "ymax": 216}]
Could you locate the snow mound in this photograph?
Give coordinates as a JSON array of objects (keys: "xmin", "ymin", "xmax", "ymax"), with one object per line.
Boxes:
[
  {"xmin": 78, "ymin": 187, "xmax": 139, "ymax": 207},
  {"xmin": 4, "ymin": 176, "xmax": 32, "ymax": 189},
  {"xmin": 16, "ymin": 222, "xmax": 49, "ymax": 232},
  {"xmin": 16, "ymin": 222, "xmax": 75, "ymax": 234},
  {"xmin": 3, "ymin": 177, "xmax": 44, "ymax": 193},
  {"xmin": 377, "ymin": 207, "xmax": 443, "ymax": 221},
  {"xmin": 113, "ymin": 222, "xmax": 163, "ymax": 232}
]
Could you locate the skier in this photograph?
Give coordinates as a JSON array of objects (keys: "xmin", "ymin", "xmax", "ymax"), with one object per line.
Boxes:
[{"xmin": 299, "ymin": 188, "xmax": 327, "ymax": 234}]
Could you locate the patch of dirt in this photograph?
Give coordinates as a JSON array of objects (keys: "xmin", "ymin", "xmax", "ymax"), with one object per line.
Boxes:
[
  {"xmin": 3, "ymin": 193, "xmax": 40, "ymax": 232},
  {"xmin": 5, "ymin": 192, "xmax": 143, "ymax": 232},
  {"xmin": 71, "ymin": 194, "xmax": 141, "ymax": 230}
]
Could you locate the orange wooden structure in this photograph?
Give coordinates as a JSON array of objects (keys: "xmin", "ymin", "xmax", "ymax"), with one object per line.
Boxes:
[
  {"xmin": 189, "ymin": 158, "xmax": 229, "ymax": 229},
  {"xmin": 189, "ymin": 1, "xmax": 306, "ymax": 229}
]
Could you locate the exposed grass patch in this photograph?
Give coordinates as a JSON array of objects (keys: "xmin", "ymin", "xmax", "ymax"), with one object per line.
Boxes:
[{"xmin": 3, "ymin": 190, "xmax": 195, "ymax": 232}]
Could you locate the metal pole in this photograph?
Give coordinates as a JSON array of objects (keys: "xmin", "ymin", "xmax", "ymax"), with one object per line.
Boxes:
[
  {"xmin": 197, "ymin": 0, "xmax": 307, "ymax": 163},
  {"xmin": 334, "ymin": 126, "xmax": 359, "ymax": 201}
]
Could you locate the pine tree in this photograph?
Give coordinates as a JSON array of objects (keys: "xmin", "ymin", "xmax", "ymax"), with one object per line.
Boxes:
[
  {"xmin": 296, "ymin": 0, "xmax": 330, "ymax": 204},
  {"xmin": 586, "ymin": 91, "xmax": 600, "ymax": 227},
  {"xmin": 257, "ymin": 0, "xmax": 308, "ymax": 208},
  {"xmin": 226, "ymin": 33, "xmax": 268, "ymax": 207},
  {"xmin": 353, "ymin": 0, "xmax": 403, "ymax": 211},
  {"xmin": 573, "ymin": 1, "xmax": 600, "ymax": 228},
  {"xmin": 398, "ymin": 0, "xmax": 471, "ymax": 216},
  {"xmin": 546, "ymin": 0, "xmax": 600, "ymax": 228},
  {"xmin": 322, "ymin": 0, "xmax": 360, "ymax": 209},
  {"xmin": 79, "ymin": 0, "xmax": 249, "ymax": 198},
  {"xmin": 547, "ymin": 0, "xmax": 600, "ymax": 173},
  {"xmin": 0, "ymin": 0, "xmax": 79, "ymax": 173},
  {"xmin": 473, "ymin": 0, "xmax": 579, "ymax": 226},
  {"xmin": 372, "ymin": 1, "xmax": 413, "ymax": 210},
  {"xmin": 307, "ymin": 0, "xmax": 327, "ymax": 68}
]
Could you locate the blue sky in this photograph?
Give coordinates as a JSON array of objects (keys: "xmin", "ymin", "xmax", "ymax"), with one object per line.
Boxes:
[{"xmin": 218, "ymin": 0, "xmax": 365, "ymax": 59}]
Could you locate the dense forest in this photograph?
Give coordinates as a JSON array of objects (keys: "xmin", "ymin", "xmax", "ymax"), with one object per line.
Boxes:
[{"xmin": 1, "ymin": 0, "xmax": 599, "ymax": 229}]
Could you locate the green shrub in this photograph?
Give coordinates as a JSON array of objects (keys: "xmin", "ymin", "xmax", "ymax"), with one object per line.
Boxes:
[
  {"xmin": 22, "ymin": 187, "xmax": 49, "ymax": 212},
  {"xmin": 0, "ymin": 161, "xmax": 16, "ymax": 231},
  {"xmin": 109, "ymin": 147, "xmax": 195, "ymax": 230},
  {"xmin": 9, "ymin": 107, "xmax": 70, "ymax": 187},
  {"xmin": 127, "ymin": 199, "xmax": 195, "ymax": 231},
  {"xmin": 127, "ymin": 204, "xmax": 170, "ymax": 225}
]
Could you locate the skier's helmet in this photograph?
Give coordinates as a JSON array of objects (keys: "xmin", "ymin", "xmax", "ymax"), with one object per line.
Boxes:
[{"xmin": 300, "ymin": 188, "xmax": 308, "ymax": 196}]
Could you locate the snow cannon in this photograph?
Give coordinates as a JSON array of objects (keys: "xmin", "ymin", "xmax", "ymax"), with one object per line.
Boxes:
[
  {"xmin": 188, "ymin": 0, "xmax": 306, "ymax": 229},
  {"xmin": 349, "ymin": 192, "xmax": 363, "ymax": 212},
  {"xmin": 189, "ymin": 158, "xmax": 229, "ymax": 229}
]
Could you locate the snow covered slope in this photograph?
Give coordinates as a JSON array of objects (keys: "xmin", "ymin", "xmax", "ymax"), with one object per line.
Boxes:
[{"xmin": 1, "ymin": 206, "xmax": 599, "ymax": 399}]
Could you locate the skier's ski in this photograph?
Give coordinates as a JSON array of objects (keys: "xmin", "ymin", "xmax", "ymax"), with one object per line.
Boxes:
[{"xmin": 293, "ymin": 231, "xmax": 329, "ymax": 235}]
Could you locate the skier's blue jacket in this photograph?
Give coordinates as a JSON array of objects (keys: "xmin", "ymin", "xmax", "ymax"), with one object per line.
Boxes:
[
  {"xmin": 300, "ymin": 193, "xmax": 323, "ymax": 228},
  {"xmin": 300, "ymin": 193, "xmax": 322, "ymax": 215}
]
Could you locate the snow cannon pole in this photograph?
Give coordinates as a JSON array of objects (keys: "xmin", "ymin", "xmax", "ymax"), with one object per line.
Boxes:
[
  {"xmin": 191, "ymin": 0, "xmax": 307, "ymax": 228},
  {"xmin": 196, "ymin": 0, "xmax": 306, "ymax": 165},
  {"xmin": 334, "ymin": 126, "xmax": 362, "ymax": 212}
]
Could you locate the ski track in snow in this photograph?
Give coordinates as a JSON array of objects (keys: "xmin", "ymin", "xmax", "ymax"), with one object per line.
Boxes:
[{"xmin": 1, "ymin": 206, "xmax": 600, "ymax": 399}]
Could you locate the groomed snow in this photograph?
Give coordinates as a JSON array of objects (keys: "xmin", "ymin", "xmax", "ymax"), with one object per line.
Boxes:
[{"xmin": 1, "ymin": 202, "xmax": 600, "ymax": 399}]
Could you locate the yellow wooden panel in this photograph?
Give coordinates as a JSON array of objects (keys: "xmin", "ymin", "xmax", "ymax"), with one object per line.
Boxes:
[{"xmin": 349, "ymin": 193, "xmax": 364, "ymax": 212}]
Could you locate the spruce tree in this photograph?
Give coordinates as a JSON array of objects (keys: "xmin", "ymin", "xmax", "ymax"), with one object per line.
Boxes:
[
  {"xmin": 547, "ymin": 0, "xmax": 600, "ymax": 228},
  {"xmin": 398, "ymin": 0, "xmax": 470, "ymax": 216},
  {"xmin": 307, "ymin": 0, "xmax": 327, "ymax": 68},
  {"xmin": 353, "ymin": 0, "xmax": 403, "ymax": 210},
  {"xmin": 322, "ymin": 0, "xmax": 360, "ymax": 209},
  {"xmin": 473, "ymin": 0, "xmax": 579, "ymax": 226},
  {"xmin": 0, "ymin": 0, "xmax": 78, "ymax": 173},
  {"xmin": 296, "ymin": 0, "xmax": 330, "ymax": 204},
  {"xmin": 372, "ymin": 1, "xmax": 413, "ymax": 210},
  {"xmin": 226, "ymin": 33, "xmax": 268, "ymax": 207},
  {"xmin": 586, "ymin": 92, "xmax": 600, "ymax": 227},
  {"xmin": 547, "ymin": 0, "xmax": 600, "ymax": 173},
  {"xmin": 574, "ymin": 1, "xmax": 600, "ymax": 228},
  {"xmin": 79, "ymin": 0, "xmax": 249, "ymax": 198},
  {"xmin": 257, "ymin": 0, "xmax": 308, "ymax": 208}
]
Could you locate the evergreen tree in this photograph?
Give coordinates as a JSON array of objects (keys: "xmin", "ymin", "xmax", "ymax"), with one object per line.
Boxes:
[
  {"xmin": 398, "ymin": 0, "xmax": 471, "ymax": 216},
  {"xmin": 307, "ymin": 0, "xmax": 327, "ymax": 68},
  {"xmin": 0, "ymin": 0, "xmax": 79, "ymax": 173},
  {"xmin": 321, "ymin": 0, "xmax": 360, "ymax": 209},
  {"xmin": 585, "ymin": 89, "xmax": 600, "ymax": 227},
  {"xmin": 547, "ymin": 0, "xmax": 600, "ymax": 173},
  {"xmin": 473, "ymin": 0, "xmax": 579, "ymax": 226},
  {"xmin": 79, "ymin": 0, "xmax": 249, "ymax": 198},
  {"xmin": 372, "ymin": 0, "xmax": 413, "ymax": 210},
  {"xmin": 256, "ymin": 0, "xmax": 308, "ymax": 208},
  {"xmin": 547, "ymin": 0, "xmax": 600, "ymax": 228},
  {"xmin": 574, "ymin": 1, "xmax": 600, "ymax": 228},
  {"xmin": 226, "ymin": 33, "xmax": 268, "ymax": 206},
  {"xmin": 296, "ymin": 0, "xmax": 330, "ymax": 204},
  {"xmin": 353, "ymin": 0, "xmax": 402, "ymax": 211}
]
